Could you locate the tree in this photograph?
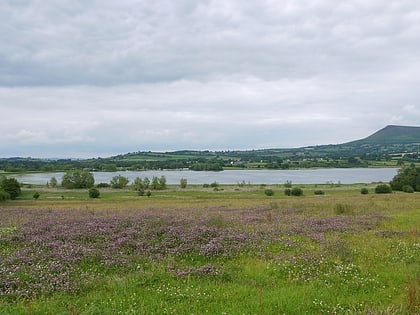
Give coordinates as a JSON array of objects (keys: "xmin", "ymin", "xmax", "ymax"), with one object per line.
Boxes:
[
  {"xmin": 390, "ymin": 164, "xmax": 420, "ymax": 191},
  {"xmin": 0, "ymin": 190, "xmax": 10, "ymax": 201},
  {"xmin": 49, "ymin": 177, "xmax": 58, "ymax": 188},
  {"xmin": 180, "ymin": 178, "xmax": 187, "ymax": 189},
  {"xmin": 133, "ymin": 177, "xmax": 145, "ymax": 195},
  {"xmin": 150, "ymin": 176, "xmax": 167, "ymax": 190},
  {"xmin": 110, "ymin": 175, "xmax": 129, "ymax": 189},
  {"xmin": 61, "ymin": 170, "xmax": 94, "ymax": 189},
  {"xmin": 33, "ymin": 192, "xmax": 40, "ymax": 200},
  {"xmin": 0, "ymin": 177, "xmax": 21, "ymax": 200}
]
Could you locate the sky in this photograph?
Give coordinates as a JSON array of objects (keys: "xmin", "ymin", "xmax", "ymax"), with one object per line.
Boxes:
[{"xmin": 1, "ymin": 0, "xmax": 420, "ymax": 158}]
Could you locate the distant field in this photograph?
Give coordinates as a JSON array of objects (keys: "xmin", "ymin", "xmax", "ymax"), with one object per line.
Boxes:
[{"xmin": 1, "ymin": 185, "xmax": 420, "ymax": 314}]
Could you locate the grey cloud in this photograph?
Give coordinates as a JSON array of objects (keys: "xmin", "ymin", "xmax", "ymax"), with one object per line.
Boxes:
[
  {"xmin": 1, "ymin": 0, "xmax": 420, "ymax": 157},
  {"xmin": 1, "ymin": 1, "xmax": 420, "ymax": 86}
]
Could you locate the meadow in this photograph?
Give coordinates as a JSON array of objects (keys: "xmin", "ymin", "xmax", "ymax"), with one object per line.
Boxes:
[{"xmin": 1, "ymin": 183, "xmax": 420, "ymax": 314}]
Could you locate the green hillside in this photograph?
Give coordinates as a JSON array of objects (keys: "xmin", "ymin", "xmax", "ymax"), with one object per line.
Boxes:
[{"xmin": 349, "ymin": 125, "xmax": 420, "ymax": 145}]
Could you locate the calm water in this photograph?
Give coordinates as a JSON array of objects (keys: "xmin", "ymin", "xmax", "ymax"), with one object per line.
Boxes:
[{"xmin": 14, "ymin": 168, "xmax": 399, "ymax": 185}]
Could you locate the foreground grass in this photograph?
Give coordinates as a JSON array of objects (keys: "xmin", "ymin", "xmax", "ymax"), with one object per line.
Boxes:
[{"xmin": 1, "ymin": 185, "xmax": 420, "ymax": 314}]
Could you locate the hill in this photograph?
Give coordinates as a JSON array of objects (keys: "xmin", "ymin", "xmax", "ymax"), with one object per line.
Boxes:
[
  {"xmin": 348, "ymin": 125, "xmax": 420, "ymax": 145},
  {"xmin": 1, "ymin": 125, "xmax": 420, "ymax": 172}
]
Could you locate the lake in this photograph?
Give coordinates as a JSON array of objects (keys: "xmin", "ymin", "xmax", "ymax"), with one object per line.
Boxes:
[{"xmin": 14, "ymin": 168, "xmax": 399, "ymax": 185}]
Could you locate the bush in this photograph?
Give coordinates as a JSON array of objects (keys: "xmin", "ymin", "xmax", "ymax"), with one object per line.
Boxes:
[
  {"xmin": 62, "ymin": 170, "xmax": 94, "ymax": 189},
  {"xmin": 150, "ymin": 176, "xmax": 167, "ymax": 190},
  {"xmin": 264, "ymin": 189, "xmax": 274, "ymax": 196},
  {"xmin": 314, "ymin": 190, "xmax": 325, "ymax": 195},
  {"xmin": 334, "ymin": 203, "xmax": 353, "ymax": 215},
  {"xmin": 0, "ymin": 190, "xmax": 10, "ymax": 201},
  {"xmin": 33, "ymin": 192, "xmax": 40, "ymax": 200},
  {"xmin": 180, "ymin": 178, "xmax": 187, "ymax": 189},
  {"xmin": 291, "ymin": 187, "xmax": 303, "ymax": 196},
  {"xmin": 284, "ymin": 188, "xmax": 291, "ymax": 196},
  {"xmin": 110, "ymin": 175, "xmax": 129, "ymax": 189},
  {"xmin": 360, "ymin": 187, "xmax": 369, "ymax": 195},
  {"xmin": 0, "ymin": 177, "xmax": 21, "ymax": 200},
  {"xmin": 390, "ymin": 164, "xmax": 420, "ymax": 191},
  {"xmin": 88, "ymin": 188, "xmax": 100, "ymax": 198},
  {"xmin": 284, "ymin": 180, "xmax": 292, "ymax": 188},
  {"xmin": 403, "ymin": 185, "xmax": 415, "ymax": 193},
  {"xmin": 375, "ymin": 184, "xmax": 392, "ymax": 194},
  {"xmin": 96, "ymin": 182, "xmax": 110, "ymax": 188}
]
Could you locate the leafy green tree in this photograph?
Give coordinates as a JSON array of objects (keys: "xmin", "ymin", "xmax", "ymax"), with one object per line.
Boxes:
[
  {"xmin": 33, "ymin": 192, "xmax": 40, "ymax": 200},
  {"xmin": 150, "ymin": 176, "xmax": 167, "ymax": 190},
  {"xmin": 390, "ymin": 164, "xmax": 420, "ymax": 191},
  {"xmin": 180, "ymin": 178, "xmax": 187, "ymax": 189},
  {"xmin": 143, "ymin": 177, "xmax": 150, "ymax": 189},
  {"xmin": 110, "ymin": 175, "xmax": 129, "ymax": 189},
  {"xmin": 133, "ymin": 177, "xmax": 145, "ymax": 195},
  {"xmin": 0, "ymin": 177, "xmax": 21, "ymax": 200},
  {"xmin": 49, "ymin": 177, "xmax": 58, "ymax": 188},
  {"xmin": 159, "ymin": 176, "xmax": 167, "ymax": 189},
  {"xmin": 61, "ymin": 170, "xmax": 94, "ymax": 189},
  {"xmin": 0, "ymin": 190, "xmax": 10, "ymax": 201}
]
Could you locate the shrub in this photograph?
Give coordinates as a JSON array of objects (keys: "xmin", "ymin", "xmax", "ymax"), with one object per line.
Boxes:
[
  {"xmin": 334, "ymin": 203, "xmax": 353, "ymax": 215},
  {"xmin": 150, "ymin": 176, "xmax": 167, "ymax": 190},
  {"xmin": 62, "ymin": 170, "xmax": 94, "ymax": 189},
  {"xmin": 403, "ymin": 185, "xmax": 415, "ymax": 193},
  {"xmin": 284, "ymin": 180, "xmax": 292, "ymax": 188},
  {"xmin": 33, "ymin": 192, "xmax": 40, "ymax": 200},
  {"xmin": 360, "ymin": 187, "xmax": 369, "ymax": 195},
  {"xmin": 203, "ymin": 184, "xmax": 210, "ymax": 188},
  {"xmin": 210, "ymin": 182, "xmax": 219, "ymax": 188},
  {"xmin": 180, "ymin": 178, "xmax": 187, "ymax": 189},
  {"xmin": 0, "ymin": 177, "xmax": 21, "ymax": 200},
  {"xmin": 314, "ymin": 190, "xmax": 325, "ymax": 195},
  {"xmin": 264, "ymin": 189, "xmax": 274, "ymax": 196},
  {"xmin": 110, "ymin": 175, "xmax": 129, "ymax": 189},
  {"xmin": 390, "ymin": 164, "xmax": 420, "ymax": 191},
  {"xmin": 375, "ymin": 184, "xmax": 392, "ymax": 194},
  {"xmin": 284, "ymin": 188, "xmax": 291, "ymax": 196},
  {"xmin": 291, "ymin": 187, "xmax": 303, "ymax": 196},
  {"xmin": 49, "ymin": 177, "xmax": 58, "ymax": 188},
  {"xmin": 0, "ymin": 190, "xmax": 10, "ymax": 201},
  {"xmin": 96, "ymin": 182, "xmax": 110, "ymax": 188},
  {"xmin": 88, "ymin": 188, "xmax": 100, "ymax": 198}
]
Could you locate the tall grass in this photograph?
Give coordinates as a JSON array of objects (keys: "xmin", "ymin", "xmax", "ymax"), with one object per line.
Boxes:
[{"xmin": 1, "ymin": 186, "xmax": 419, "ymax": 314}]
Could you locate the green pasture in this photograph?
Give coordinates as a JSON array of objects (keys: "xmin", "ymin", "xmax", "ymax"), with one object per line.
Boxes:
[{"xmin": 1, "ymin": 184, "xmax": 420, "ymax": 314}]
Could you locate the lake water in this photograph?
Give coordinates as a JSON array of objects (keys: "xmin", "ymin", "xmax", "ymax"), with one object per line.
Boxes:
[{"xmin": 14, "ymin": 168, "xmax": 399, "ymax": 185}]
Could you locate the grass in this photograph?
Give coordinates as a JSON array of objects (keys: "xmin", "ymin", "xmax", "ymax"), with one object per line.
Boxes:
[{"xmin": 1, "ymin": 184, "xmax": 420, "ymax": 314}]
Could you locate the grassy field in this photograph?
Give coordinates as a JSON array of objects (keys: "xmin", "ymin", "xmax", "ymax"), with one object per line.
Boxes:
[{"xmin": 1, "ymin": 184, "xmax": 420, "ymax": 314}]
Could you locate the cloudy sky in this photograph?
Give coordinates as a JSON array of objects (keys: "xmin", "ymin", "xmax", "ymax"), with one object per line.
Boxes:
[{"xmin": 1, "ymin": 0, "xmax": 420, "ymax": 158}]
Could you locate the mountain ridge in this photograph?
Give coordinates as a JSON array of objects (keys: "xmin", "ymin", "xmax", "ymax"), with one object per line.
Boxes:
[{"xmin": 346, "ymin": 125, "xmax": 420, "ymax": 145}]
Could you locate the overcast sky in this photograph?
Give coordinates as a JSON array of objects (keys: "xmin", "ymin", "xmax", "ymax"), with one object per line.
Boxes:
[{"xmin": 1, "ymin": 0, "xmax": 420, "ymax": 158}]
